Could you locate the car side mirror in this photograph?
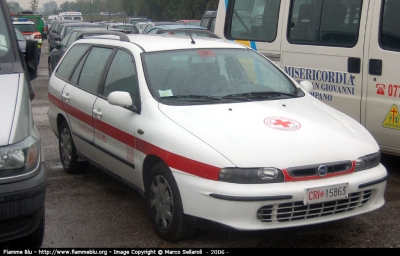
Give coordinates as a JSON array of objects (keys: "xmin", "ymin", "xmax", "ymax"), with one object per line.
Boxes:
[
  {"xmin": 25, "ymin": 39, "xmax": 38, "ymax": 81},
  {"xmin": 108, "ymin": 91, "xmax": 135, "ymax": 109},
  {"xmin": 299, "ymin": 80, "xmax": 313, "ymax": 94}
]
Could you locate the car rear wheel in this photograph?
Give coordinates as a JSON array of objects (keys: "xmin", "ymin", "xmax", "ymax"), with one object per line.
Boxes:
[
  {"xmin": 145, "ymin": 162, "xmax": 196, "ymax": 241},
  {"xmin": 59, "ymin": 121, "xmax": 80, "ymax": 174}
]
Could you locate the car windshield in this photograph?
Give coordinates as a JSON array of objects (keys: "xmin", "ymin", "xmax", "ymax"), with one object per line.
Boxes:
[
  {"xmin": 143, "ymin": 49, "xmax": 302, "ymax": 105},
  {"xmin": 0, "ymin": 9, "xmax": 11, "ymax": 57}
]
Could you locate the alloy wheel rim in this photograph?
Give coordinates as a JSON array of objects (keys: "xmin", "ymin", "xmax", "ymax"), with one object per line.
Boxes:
[
  {"xmin": 150, "ymin": 175, "xmax": 174, "ymax": 229},
  {"xmin": 60, "ymin": 128, "xmax": 72, "ymax": 166}
]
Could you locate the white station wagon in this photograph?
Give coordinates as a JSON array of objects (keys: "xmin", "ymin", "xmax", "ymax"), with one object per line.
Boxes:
[{"xmin": 47, "ymin": 33, "xmax": 388, "ymax": 241}]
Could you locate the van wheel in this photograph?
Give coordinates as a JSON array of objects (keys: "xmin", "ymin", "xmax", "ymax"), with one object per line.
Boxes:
[
  {"xmin": 145, "ymin": 162, "xmax": 196, "ymax": 241},
  {"xmin": 59, "ymin": 121, "xmax": 80, "ymax": 174},
  {"xmin": 12, "ymin": 210, "xmax": 45, "ymax": 248}
]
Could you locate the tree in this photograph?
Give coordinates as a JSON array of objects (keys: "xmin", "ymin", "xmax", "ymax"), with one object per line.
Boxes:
[
  {"xmin": 44, "ymin": 1, "xmax": 59, "ymax": 15},
  {"xmin": 30, "ymin": 0, "xmax": 39, "ymax": 12},
  {"xmin": 7, "ymin": 1, "xmax": 23, "ymax": 12}
]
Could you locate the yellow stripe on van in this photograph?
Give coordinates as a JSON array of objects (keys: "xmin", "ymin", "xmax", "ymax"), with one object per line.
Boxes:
[{"xmin": 234, "ymin": 40, "xmax": 251, "ymax": 48}]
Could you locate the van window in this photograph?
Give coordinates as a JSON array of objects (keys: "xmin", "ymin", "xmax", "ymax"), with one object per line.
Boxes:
[
  {"xmin": 288, "ymin": 0, "xmax": 362, "ymax": 47},
  {"xmin": 380, "ymin": 0, "xmax": 400, "ymax": 52},
  {"xmin": 226, "ymin": 0, "xmax": 281, "ymax": 42}
]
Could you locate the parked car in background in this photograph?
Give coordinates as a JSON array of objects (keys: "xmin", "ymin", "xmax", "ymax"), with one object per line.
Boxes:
[
  {"xmin": 200, "ymin": 10, "xmax": 217, "ymax": 32},
  {"xmin": 109, "ymin": 23, "xmax": 139, "ymax": 34},
  {"xmin": 146, "ymin": 24, "xmax": 207, "ymax": 34},
  {"xmin": 13, "ymin": 19, "xmax": 42, "ymax": 63},
  {"xmin": 14, "ymin": 27, "xmax": 40, "ymax": 70},
  {"xmin": 176, "ymin": 20, "xmax": 201, "ymax": 26},
  {"xmin": 48, "ymin": 28, "xmax": 131, "ymax": 75},
  {"xmin": 11, "ymin": 11, "xmax": 47, "ymax": 39},
  {"xmin": 141, "ymin": 21, "xmax": 179, "ymax": 34},
  {"xmin": 59, "ymin": 22, "xmax": 101, "ymax": 40},
  {"xmin": 128, "ymin": 17, "xmax": 148, "ymax": 26},
  {"xmin": 135, "ymin": 22, "xmax": 148, "ymax": 33},
  {"xmin": 48, "ymin": 20, "xmax": 80, "ymax": 51},
  {"xmin": 99, "ymin": 12, "xmax": 110, "ymax": 16},
  {"xmin": 47, "ymin": 33, "xmax": 387, "ymax": 242},
  {"xmin": 0, "ymin": 0, "xmax": 46, "ymax": 248}
]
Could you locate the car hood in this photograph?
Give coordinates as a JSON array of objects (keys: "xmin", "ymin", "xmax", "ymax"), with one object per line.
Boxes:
[{"xmin": 158, "ymin": 97, "xmax": 379, "ymax": 168}]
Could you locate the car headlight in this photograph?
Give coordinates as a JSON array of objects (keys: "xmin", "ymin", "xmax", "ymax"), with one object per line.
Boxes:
[
  {"xmin": 219, "ymin": 167, "xmax": 284, "ymax": 184},
  {"xmin": 0, "ymin": 135, "xmax": 40, "ymax": 177},
  {"xmin": 355, "ymin": 152, "xmax": 381, "ymax": 172}
]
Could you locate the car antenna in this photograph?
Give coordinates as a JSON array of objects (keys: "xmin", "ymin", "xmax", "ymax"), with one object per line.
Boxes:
[{"xmin": 189, "ymin": 33, "xmax": 195, "ymax": 44}]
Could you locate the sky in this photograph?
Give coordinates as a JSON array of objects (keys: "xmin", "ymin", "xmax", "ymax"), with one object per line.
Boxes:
[{"xmin": 9, "ymin": 0, "xmax": 66, "ymax": 10}]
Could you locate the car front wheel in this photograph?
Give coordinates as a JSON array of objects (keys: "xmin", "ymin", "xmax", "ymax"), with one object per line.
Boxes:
[{"xmin": 146, "ymin": 162, "xmax": 196, "ymax": 241}]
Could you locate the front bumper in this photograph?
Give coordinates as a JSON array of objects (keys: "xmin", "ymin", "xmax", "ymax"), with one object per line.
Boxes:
[
  {"xmin": 173, "ymin": 164, "xmax": 387, "ymax": 230},
  {"xmin": 0, "ymin": 162, "xmax": 46, "ymax": 243}
]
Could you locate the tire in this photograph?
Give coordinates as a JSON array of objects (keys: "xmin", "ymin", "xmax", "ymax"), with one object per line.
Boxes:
[
  {"xmin": 11, "ymin": 210, "xmax": 45, "ymax": 249},
  {"xmin": 59, "ymin": 121, "xmax": 80, "ymax": 174},
  {"xmin": 145, "ymin": 162, "xmax": 196, "ymax": 241}
]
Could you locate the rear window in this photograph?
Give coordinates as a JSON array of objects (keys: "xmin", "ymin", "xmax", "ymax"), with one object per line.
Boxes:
[{"xmin": 14, "ymin": 24, "xmax": 38, "ymax": 33}]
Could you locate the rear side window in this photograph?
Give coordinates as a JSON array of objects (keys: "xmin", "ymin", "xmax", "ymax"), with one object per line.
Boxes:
[
  {"xmin": 56, "ymin": 44, "xmax": 90, "ymax": 79},
  {"xmin": 76, "ymin": 47, "xmax": 113, "ymax": 93},
  {"xmin": 288, "ymin": 0, "xmax": 362, "ymax": 47},
  {"xmin": 380, "ymin": 0, "xmax": 400, "ymax": 51},
  {"xmin": 226, "ymin": 0, "xmax": 281, "ymax": 42}
]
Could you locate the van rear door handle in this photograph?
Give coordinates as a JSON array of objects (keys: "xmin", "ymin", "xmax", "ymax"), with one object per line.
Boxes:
[{"xmin": 369, "ymin": 59, "xmax": 382, "ymax": 76}]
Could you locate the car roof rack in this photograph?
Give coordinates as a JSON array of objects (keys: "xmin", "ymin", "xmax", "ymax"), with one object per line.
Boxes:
[{"xmin": 76, "ymin": 31, "xmax": 130, "ymax": 42}]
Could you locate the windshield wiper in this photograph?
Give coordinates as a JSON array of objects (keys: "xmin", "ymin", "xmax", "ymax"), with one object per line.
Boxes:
[
  {"xmin": 222, "ymin": 91, "xmax": 298, "ymax": 100},
  {"xmin": 162, "ymin": 95, "xmax": 221, "ymax": 102}
]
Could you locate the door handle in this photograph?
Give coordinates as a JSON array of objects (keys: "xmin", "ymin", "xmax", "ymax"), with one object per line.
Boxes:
[
  {"xmin": 348, "ymin": 58, "xmax": 361, "ymax": 74},
  {"xmin": 93, "ymin": 109, "xmax": 103, "ymax": 117},
  {"xmin": 61, "ymin": 93, "xmax": 70, "ymax": 102},
  {"xmin": 369, "ymin": 59, "xmax": 382, "ymax": 76}
]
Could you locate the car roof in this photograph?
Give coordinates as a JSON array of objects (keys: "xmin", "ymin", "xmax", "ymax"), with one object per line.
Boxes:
[
  {"xmin": 80, "ymin": 34, "xmax": 245, "ymax": 52},
  {"xmin": 155, "ymin": 24, "xmax": 206, "ymax": 30},
  {"xmin": 157, "ymin": 29, "xmax": 220, "ymax": 38},
  {"xmin": 63, "ymin": 22, "xmax": 100, "ymax": 27},
  {"xmin": 12, "ymin": 21, "xmax": 35, "ymax": 24}
]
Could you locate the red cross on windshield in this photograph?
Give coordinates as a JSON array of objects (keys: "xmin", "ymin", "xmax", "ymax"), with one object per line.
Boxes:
[{"xmin": 273, "ymin": 120, "xmax": 292, "ymax": 128}]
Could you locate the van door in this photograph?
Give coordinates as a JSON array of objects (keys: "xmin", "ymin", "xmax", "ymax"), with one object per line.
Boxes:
[
  {"xmin": 280, "ymin": 0, "xmax": 367, "ymax": 122},
  {"xmin": 364, "ymin": 0, "xmax": 400, "ymax": 154}
]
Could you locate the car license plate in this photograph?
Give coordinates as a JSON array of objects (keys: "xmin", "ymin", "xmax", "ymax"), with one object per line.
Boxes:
[
  {"xmin": 304, "ymin": 183, "xmax": 348, "ymax": 205},
  {"xmin": 24, "ymin": 35, "xmax": 31, "ymax": 39}
]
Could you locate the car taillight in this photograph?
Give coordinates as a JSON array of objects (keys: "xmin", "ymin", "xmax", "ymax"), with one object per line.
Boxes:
[{"xmin": 34, "ymin": 34, "xmax": 42, "ymax": 39}]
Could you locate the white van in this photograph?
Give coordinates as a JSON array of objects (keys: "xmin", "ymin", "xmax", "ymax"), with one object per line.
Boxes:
[
  {"xmin": 58, "ymin": 11, "xmax": 82, "ymax": 21},
  {"xmin": 214, "ymin": 0, "xmax": 400, "ymax": 156}
]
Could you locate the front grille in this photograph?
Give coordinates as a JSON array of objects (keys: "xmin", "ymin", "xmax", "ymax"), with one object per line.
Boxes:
[
  {"xmin": 257, "ymin": 190, "xmax": 372, "ymax": 223},
  {"xmin": 287, "ymin": 161, "xmax": 353, "ymax": 177}
]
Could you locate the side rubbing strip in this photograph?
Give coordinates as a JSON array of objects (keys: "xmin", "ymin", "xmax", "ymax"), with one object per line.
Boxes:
[
  {"xmin": 209, "ymin": 194, "xmax": 293, "ymax": 202},
  {"xmin": 358, "ymin": 175, "xmax": 388, "ymax": 189}
]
